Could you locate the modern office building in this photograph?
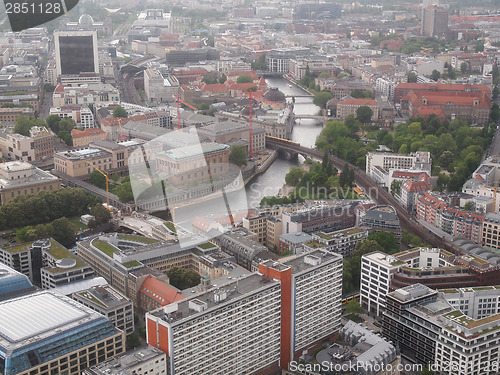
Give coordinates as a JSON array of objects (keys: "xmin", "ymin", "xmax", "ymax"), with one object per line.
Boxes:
[
  {"xmin": 143, "ymin": 62, "xmax": 179, "ymax": 104},
  {"xmin": 54, "ymin": 31, "xmax": 99, "ymax": 76},
  {"xmin": 360, "ymin": 205, "xmax": 402, "ymax": 237},
  {"xmin": 366, "ymin": 151, "xmax": 432, "ymax": 180},
  {"xmin": 0, "ymin": 291, "xmax": 125, "ymax": 375},
  {"xmin": 83, "ymin": 346, "xmax": 167, "ymax": 375},
  {"xmin": 294, "ymin": 3, "xmax": 341, "ymax": 20},
  {"xmin": 438, "ymin": 285, "xmax": 500, "ymax": 319},
  {"xmin": 0, "ymin": 262, "xmax": 36, "ymax": 301},
  {"xmin": 360, "ymin": 251, "xmax": 404, "ymax": 316},
  {"xmin": 281, "ymin": 202, "xmax": 357, "ymax": 235},
  {"xmin": 72, "ymin": 284, "xmax": 135, "ymax": 335},
  {"xmin": 303, "ymin": 227, "xmax": 369, "ymax": 258},
  {"xmin": 421, "ymin": 4, "xmax": 449, "ymax": 37},
  {"xmin": 383, "ymin": 283, "xmax": 500, "ymax": 374},
  {"xmin": 40, "ymin": 238, "xmax": 95, "ymax": 289},
  {"xmin": 146, "ymin": 249, "xmax": 343, "ymax": 375}
]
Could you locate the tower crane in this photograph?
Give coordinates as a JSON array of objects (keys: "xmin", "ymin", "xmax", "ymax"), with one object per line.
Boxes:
[{"xmin": 86, "ymin": 161, "xmax": 110, "ymax": 209}]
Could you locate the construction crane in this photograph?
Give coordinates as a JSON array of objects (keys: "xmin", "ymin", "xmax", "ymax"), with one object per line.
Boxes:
[
  {"xmin": 243, "ymin": 90, "xmax": 255, "ymax": 159},
  {"xmin": 117, "ymin": 118, "xmax": 127, "ymax": 142},
  {"xmin": 86, "ymin": 161, "xmax": 110, "ymax": 209},
  {"xmin": 173, "ymin": 92, "xmax": 198, "ymax": 130}
]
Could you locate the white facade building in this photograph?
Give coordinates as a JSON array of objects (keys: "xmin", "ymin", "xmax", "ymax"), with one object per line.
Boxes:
[{"xmin": 360, "ymin": 252, "xmax": 402, "ymax": 316}]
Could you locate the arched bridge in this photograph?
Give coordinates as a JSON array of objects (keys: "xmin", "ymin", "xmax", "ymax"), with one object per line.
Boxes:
[{"xmin": 265, "ymin": 136, "xmax": 452, "ymax": 252}]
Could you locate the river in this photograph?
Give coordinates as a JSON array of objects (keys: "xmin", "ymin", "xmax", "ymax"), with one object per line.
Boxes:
[{"xmin": 245, "ymin": 77, "xmax": 323, "ymax": 207}]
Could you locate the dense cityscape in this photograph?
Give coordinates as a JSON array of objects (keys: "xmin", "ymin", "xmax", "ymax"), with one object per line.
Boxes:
[{"xmin": 0, "ymin": 0, "xmax": 500, "ymax": 374}]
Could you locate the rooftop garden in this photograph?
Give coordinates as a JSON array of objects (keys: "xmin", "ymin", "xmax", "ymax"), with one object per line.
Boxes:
[
  {"xmin": 304, "ymin": 240, "xmax": 326, "ymax": 249},
  {"xmin": 118, "ymin": 234, "xmax": 159, "ymax": 244},
  {"xmin": 197, "ymin": 242, "xmax": 217, "ymax": 250},
  {"xmin": 2, "ymin": 242, "xmax": 31, "ymax": 253},
  {"xmin": 78, "ymin": 291, "xmax": 106, "ymax": 308},
  {"xmin": 93, "ymin": 240, "xmax": 118, "ymax": 257},
  {"xmin": 164, "ymin": 221, "xmax": 176, "ymax": 233},
  {"xmin": 44, "ymin": 239, "xmax": 85, "ymax": 273},
  {"xmin": 122, "ymin": 260, "xmax": 142, "ymax": 269},
  {"xmin": 440, "ymin": 289, "xmax": 459, "ymax": 294}
]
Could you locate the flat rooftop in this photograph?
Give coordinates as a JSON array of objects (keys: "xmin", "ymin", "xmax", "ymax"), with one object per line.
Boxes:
[
  {"xmin": 0, "ymin": 291, "xmax": 108, "ymax": 350},
  {"xmin": 150, "ymin": 273, "xmax": 279, "ymax": 324},
  {"xmin": 363, "ymin": 251, "xmax": 403, "ymax": 268},
  {"xmin": 85, "ymin": 346, "xmax": 165, "ymax": 374}
]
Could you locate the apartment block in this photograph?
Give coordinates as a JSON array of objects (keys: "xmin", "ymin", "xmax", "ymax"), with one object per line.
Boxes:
[
  {"xmin": 50, "ymin": 105, "xmax": 95, "ymax": 129},
  {"xmin": 146, "ymin": 249, "xmax": 342, "ymax": 375},
  {"xmin": 366, "ymin": 151, "xmax": 432, "ymax": 181},
  {"xmin": 242, "ymin": 213, "xmax": 267, "ymax": 244},
  {"xmin": 417, "ymin": 192, "xmax": 484, "ymax": 243}
]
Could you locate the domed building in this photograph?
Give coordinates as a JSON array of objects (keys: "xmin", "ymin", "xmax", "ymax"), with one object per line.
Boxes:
[
  {"xmin": 62, "ymin": 13, "xmax": 113, "ymax": 36},
  {"xmin": 263, "ymin": 87, "xmax": 286, "ymax": 104},
  {"xmin": 78, "ymin": 14, "xmax": 95, "ymax": 26}
]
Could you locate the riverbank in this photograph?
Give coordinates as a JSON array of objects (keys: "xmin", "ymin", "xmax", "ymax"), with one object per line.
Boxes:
[
  {"xmin": 278, "ymin": 158, "xmax": 311, "ymax": 197},
  {"xmin": 243, "ymin": 149, "xmax": 278, "ymax": 186}
]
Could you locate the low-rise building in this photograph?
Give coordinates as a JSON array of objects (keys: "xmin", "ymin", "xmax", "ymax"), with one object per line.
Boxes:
[
  {"xmin": 303, "ymin": 227, "xmax": 369, "ymax": 257},
  {"xmin": 360, "ymin": 205, "xmax": 401, "ymax": 237},
  {"xmin": 50, "ymin": 105, "xmax": 95, "ymax": 129},
  {"xmin": 0, "ymin": 107, "xmax": 35, "ymax": 123},
  {"xmin": 73, "ymin": 284, "xmax": 135, "ymax": 335},
  {"xmin": 40, "ymin": 238, "xmax": 95, "ymax": 289},
  {"xmin": 71, "ymin": 127, "xmax": 108, "ymax": 148},
  {"xmin": 336, "ymin": 98, "xmax": 379, "ymax": 121},
  {"xmin": 83, "ymin": 346, "xmax": 167, "ymax": 375},
  {"xmin": 0, "ymin": 161, "xmax": 60, "ymax": 205},
  {"xmin": 279, "ymin": 231, "xmax": 313, "ymax": 255},
  {"xmin": 4, "ymin": 126, "xmax": 55, "ymax": 162}
]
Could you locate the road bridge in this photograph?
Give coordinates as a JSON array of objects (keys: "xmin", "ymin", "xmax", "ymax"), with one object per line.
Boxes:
[{"xmin": 265, "ymin": 136, "xmax": 454, "ymax": 252}]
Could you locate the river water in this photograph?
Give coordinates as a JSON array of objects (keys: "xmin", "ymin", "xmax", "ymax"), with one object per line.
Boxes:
[{"xmin": 245, "ymin": 77, "xmax": 323, "ymax": 207}]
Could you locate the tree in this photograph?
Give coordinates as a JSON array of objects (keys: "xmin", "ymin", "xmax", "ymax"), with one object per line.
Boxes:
[
  {"xmin": 126, "ymin": 332, "xmax": 141, "ymax": 350},
  {"xmin": 407, "ymin": 72, "xmax": 418, "ymax": 83},
  {"xmin": 345, "ymin": 300, "xmax": 364, "ymax": 317},
  {"xmin": 475, "ymin": 39, "xmax": 484, "ymax": 52},
  {"xmin": 318, "ymin": 72, "xmax": 330, "ymax": 79},
  {"xmin": 313, "ymin": 91, "xmax": 333, "ymax": 109},
  {"xmin": 491, "ymin": 103, "xmax": 500, "ymax": 123},
  {"xmin": 447, "ymin": 67, "xmax": 457, "ymax": 79},
  {"xmin": 285, "ymin": 166, "xmax": 305, "ymax": 185},
  {"xmin": 356, "ymin": 106, "xmax": 373, "ymax": 123},
  {"xmin": 430, "ymin": 69, "xmax": 441, "ymax": 81},
  {"xmin": 13, "ymin": 115, "xmax": 34, "ymax": 136},
  {"xmin": 115, "ymin": 181, "xmax": 134, "ymax": 202},
  {"xmin": 166, "ymin": 267, "xmax": 201, "ymax": 290},
  {"xmin": 113, "ymin": 105, "xmax": 128, "ymax": 118},
  {"xmin": 390, "ymin": 180, "xmax": 403, "ymax": 197},
  {"xmin": 44, "ymin": 83, "xmax": 55, "ymax": 92},
  {"xmin": 439, "ymin": 151, "xmax": 454, "ymax": 168},
  {"xmin": 229, "ymin": 145, "xmax": 247, "ymax": 165},
  {"xmin": 493, "ymin": 86, "xmax": 499, "ymax": 101},
  {"xmin": 463, "ymin": 201, "xmax": 474, "ymax": 211},
  {"xmin": 46, "ymin": 114, "xmax": 61, "ymax": 133},
  {"xmin": 51, "ymin": 217, "xmax": 76, "ymax": 247},
  {"xmin": 236, "ymin": 75, "xmax": 253, "ymax": 83},
  {"xmin": 219, "ymin": 73, "xmax": 227, "ymax": 84},
  {"xmin": 91, "ymin": 203, "xmax": 111, "ymax": 225},
  {"xmin": 460, "ymin": 62, "xmax": 468, "ymax": 74},
  {"xmin": 368, "ymin": 232, "xmax": 399, "ymax": 254},
  {"xmin": 89, "ymin": 170, "xmax": 107, "ymax": 189}
]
